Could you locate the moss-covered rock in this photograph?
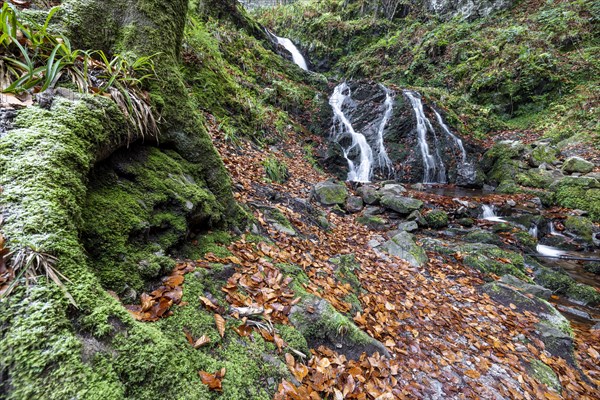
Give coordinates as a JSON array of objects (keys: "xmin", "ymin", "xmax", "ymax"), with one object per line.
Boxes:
[
  {"xmin": 425, "ymin": 209, "xmax": 449, "ymax": 229},
  {"xmin": 461, "ymin": 243, "xmax": 529, "ymax": 280},
  {"xmin": 528, "ymin": 144, "xmax": 558, "ymax": 167},
  {"xmin": 289, "ymin": 295, "xmax": 390, "ymax": 360},
  {"xmin": 534, "ymin": 267, "xmax": 600, "ymax": 306},
  {"xmin": 380, "ymin": 195, "xmax": 423, "ymax": 214},
  {"xmin": 563, "ymin": 215, "xmax": 595, "ymax": 243},
  {"xmin": 561, "ymin": 156, "xmax": 594, "ymax": 174},
  {"xmin": 515, "ymin": 168, "xmax": 556, "ymax": 189},
  {"xmin": 312, "ymin": 180, "xmax": 348, "ymax": 205},
  {"xmin": 552, "ymin": 177, "xmax": 600, "ymax": 221},
  {"xmin": 356, "ymin": 215, "xmax": 387, "ymax": 230}
]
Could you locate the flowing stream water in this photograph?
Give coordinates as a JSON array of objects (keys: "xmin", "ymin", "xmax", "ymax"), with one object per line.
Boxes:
[{"xmin": 329, "ymin": 83, "xmax": 374, "ymax": 182}]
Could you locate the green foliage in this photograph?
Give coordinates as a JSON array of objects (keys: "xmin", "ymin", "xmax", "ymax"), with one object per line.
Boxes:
[{"xmin": 262, "ymin": 156, "xmax": 289, "ymax": 183}]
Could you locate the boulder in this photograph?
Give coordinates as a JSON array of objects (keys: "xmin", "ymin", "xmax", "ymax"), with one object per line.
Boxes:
[
  {"xmin": 378, "ymin": 184, "xmax": 407, "ymax": 197},
  {"xmin": 380, "ymin": 231, "xmax": 428, "ymax": 267},
  {"xmin": 528, "ymin": 144, "xmax": 558, "ymax": 167},
  {"xmin": 424, "ymin": 0, "xmax": 516, "ymax": 20},
  {"xmin": 564, "ymin": 215, "xmax": 595, "ymax": 243},
  {"xmin": 312, "ymin": 180, "xmax": 348, "ymax": 205},
  {"xmin": 289, "ymin": 296, "xmax": 390, "ymax": 360},
  {"xmin": 499, "ymin": 275, "xmax": 552, "ymax": 300},
  {"xmin": 456, "ymin": 163, "xmax": 485, "ymax": 188},
  {"xmin": 345, "ymin": 195, "xmax": 364, "ymax": 213},
  {"xmin": 551, "ymin": 176, "xmax": 600, "ymax": 221},
  {"xmin": 482, "ymin": 282, "xmax": 576, "ymax": 367},
  {"xmin": 357, "ymin": 185, "xmax": 379, "ymax": 205},
  {"xmin": 397, "ymin": 220, "xmax": 419, "ymax": 232},
  {"xmin": 424, "ymin": 209, "xmax": 449, "ymax": 229},
  {"xmin": 561, "ymin": 156, "xmax": 594, "ymax": 174},
  {"xmin": 380, "ymin": 195, "xmax": 423, "ymax": 214}
]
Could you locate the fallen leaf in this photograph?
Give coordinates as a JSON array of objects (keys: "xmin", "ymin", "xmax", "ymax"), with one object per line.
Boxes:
[
  {"xmin": 194, "ymin": 335, "xmax": 211, "ymax": 348},
  {"xmin": 214, "ymin": 314, "xmax": 226, "ymax": 338}
]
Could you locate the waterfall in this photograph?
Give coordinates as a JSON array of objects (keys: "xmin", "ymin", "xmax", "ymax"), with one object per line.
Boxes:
[
  {"xmin": 329, "ymin": 83, "xmax": 374, "ymax": 182},
  {"xmin": 529, "ymin": 225, "xmax": 538, "ymax": 239},
  {"xmin": 432, "ymin": 108, "xmax": 467, "ymax": 164},
  {"xmin": 273, "ymin": 34, "xmax": 308, "ymax": 71},
  {"xmin": 548, "ymin": 222, "xmax": 565, "ymax": 237},
  {"xmin": 536, "ymin": 245, "xmax": 566, "ymax": 258},
  {"xmin": 375, "ymin": 84, "xmax": 394, "ymax": 176},
  {"xmin": 403, "ymin": 91, "xmax": 447, "ymax": 183},
  {"xmin": 481, "ymin": 205, "xmax": 506, "ymax": 222}
]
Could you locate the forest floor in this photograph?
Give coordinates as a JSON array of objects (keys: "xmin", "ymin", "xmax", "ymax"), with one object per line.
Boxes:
[{"xmin": 168, "ymin": 115, "xmax": 600, "ymax": 399}]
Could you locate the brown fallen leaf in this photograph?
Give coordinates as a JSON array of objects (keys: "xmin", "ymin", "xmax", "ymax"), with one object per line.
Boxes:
[
  {"xmin": 232, "ymin": 324, "xmax": 253, "ymax": 337},
  {"xmin": 214, "ymin": 314, "xmax": 226, "ymax": 338},
  {"xmin": 140, "ymin": 293, "xmax": 153, "ymax": 312},
  {"xmin": 194, "ymin": 335, "xmax": 211, "ymax": 349},
  {"xmin": 199, "ymin": 296, "xmax": 219, "ymax": 311},
  {"xmin": 199, "ymin": 368, "xmax": 226, "ymax": 392}
]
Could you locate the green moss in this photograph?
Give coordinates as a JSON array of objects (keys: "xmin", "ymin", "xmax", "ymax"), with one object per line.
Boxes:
[
  {"xmin": 276, "ymin": 324, "xmax": 310, "ymax": 356},
  {"xmin": 425, "ymin": 209, "xmax": 449, "ymax": 229},
  {"xmin": 460, "ymin": 244, "xmax": 529, "ymax": 281},
  {"xmin": 534, "ymin": 267, "xmax": 600, "ymax": 305},
  {"xmin": 514, "ymin": 231, "xmax": 538, "ymax": 249},
  {"xmin": 356, "ymin": 215, "xmax": 387, "ymax": 230},
  {"xmin": 564, "ymin": 216, "xmax": 594, "ymax": 242},
  {"xmin": 526, "ymin": 359, "xmax": 562, "ymax": 393},
  {"xmin": 553, "ymin": 177, "xmax": 600, "ymax": 221}
]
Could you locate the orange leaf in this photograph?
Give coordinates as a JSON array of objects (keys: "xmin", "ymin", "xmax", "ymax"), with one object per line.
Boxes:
[
  {"xmin": 465, "ymin": 369, "xmax": 480, "ymax": 379},
  {"xmin": 232, "ymin": 324, "xmax": 253, "ymax": 337},
  {"xmin": 588, "ymin": 347, "xmax": 600, "ymax": 360},
  {"xmin": 163, "ymin": 274, "xmax": 184, "ymax": 288},
  {"xmin": 214, "ymin": 314, "xmax": 226, "ymax": 338},
  {"xmin": 183, "ymin": 329, "xmax": 194, "ymax": 345},
  {"xmin": 199, "ymin": 296, "xmax": 219, "ymax": 311},
  {"xmin": 199, "ymin": 368, "xmax": 226, "ymax": 392},
  {"xmin": 140, "ymin": 293, "xmax": 153, "ymax": 312}
]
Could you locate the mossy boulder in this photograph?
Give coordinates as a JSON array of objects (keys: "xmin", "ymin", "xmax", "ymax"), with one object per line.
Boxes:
[
  {"xmin": 345, "ymin": 195, "xmax": 364, "ymax": 213},
  {"xmin": 464, "ymin": 229, "xmax": 503, "ymax": 245},
  {"xmin": 380, "ymin": 231, "xmax": 428, "ymax": 267},
  {"xmin": 357, "ymin": 185, "xmax": 380, "ymax": 205},
  {"xmin": 380, "ymin": 195, "xmax": 423, "ymax": 214},
  {"xmin": 552, "ymin": 177, "xmax": 600, "ymax": 221},
  {"xmin": 534, "ymin": 267, "xmax": 600, "ymax": 306},
  {"xmin": 424, "ymin": 209, "xmax": 449, "ymax": 229},
  {"xmin": 460, "ymin": 243, "xmax": 529, "ymax": 280},
  {"xmin": 563, "ymin": 216, "xmax": 595, "ymax": 243},
  {"xmin": 561, "ymin": 156, "xmax": 594, "ymax": 174},
  {"xmin": 528, "ymin": 144, "xmax": 558, "ymax": 167},
  {"xmin": 515, "ymin": 168, "xmax": 556, "ymax": 189},
  {"xmin": 356, "ymin": 215, "xmax": 387, "ymax": 230},
  {"xmin": 312, "ymin": 180, "xmax": 348, "ymax": 205},
  {"xmin": 289, "ymin": 296, "xmax": 390, "ymax": 360}
]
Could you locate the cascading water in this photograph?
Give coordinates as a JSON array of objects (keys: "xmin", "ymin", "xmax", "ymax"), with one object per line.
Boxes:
[
  {"xmin": 433, "ymin": 108, "xmax": 467, "ymax": 164},
  {"xmin": 375, "ymin": 84, "xmax": 394, "ymax": 176},
  {"xmin": 481, "ymin": 205, "xmax": 506, "ymax": 222},
  {"xmin": 329, "ymin": 83, "xmax": 374, "ymax": 182},
  {"xmin": 403, "ymin": 91, "xmax": 446, "ymax": 183},
  {"xmin": 529, "ymin": 225, "xmax": 538, "ymax": 239},
  {"xmin": 273, "ymin": 34, "xmax": 309, "ymax": 71}
]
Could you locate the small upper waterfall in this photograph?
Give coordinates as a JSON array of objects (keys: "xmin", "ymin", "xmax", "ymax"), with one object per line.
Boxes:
[
  {"xmin": 403, "ymin": 91, "xmax": 446, "ymax": 183},
  {"xmin": 273, "ymin": 34, "xmax": 308, "ymax": 71},
  {"xmin": 375, "ymin": 84, "xmax": 394, "ymax": 176},
  {"xmin": 529, "ymin": 225, "xmax": 538, "ymax": 239},
  {"xmin": 329, "ymin": 83, "xmax": 374, "ymax": 182}
]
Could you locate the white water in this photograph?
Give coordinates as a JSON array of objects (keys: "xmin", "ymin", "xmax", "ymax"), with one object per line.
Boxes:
[
  {"xmin": 329, "ymin": 83, "xmax": 374, "ymax": 182},
  {"xmin": 433, "ymin": 108, "xmax": 467, "ymax": 164},
  {"xmin": 537, "ymin": 244, "xmax": 566, "ymax": 258},
  {"xmin": 375, "ymin": 84, "xmax": 395, "ymax": 176},
  {"xmin": 481, "ymin": 204, "xmax": 506, "ymax": 222},
  {"xmin": 403, "ymin": 91, "xmax": 446, "ymax": 183},
  {"xmin": 529, "ymin": 225, "xmax": 538, "ymax": 239},
  {"xmin": 274, "ymin": 35, "xmax": 308, "ymax": 71}
]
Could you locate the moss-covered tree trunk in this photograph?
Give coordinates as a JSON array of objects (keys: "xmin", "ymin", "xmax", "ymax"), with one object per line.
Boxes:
[{"xmin": 0, "ymin": 1, "xmax": 240, "ymax": 398}]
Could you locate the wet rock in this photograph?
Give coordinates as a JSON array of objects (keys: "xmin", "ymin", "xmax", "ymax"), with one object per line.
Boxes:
[
  {"xmin": 378, "ymin": 184, "xmax": 407, "ymax": 197},
  {"xmin": 397, "ymin": 220, "xmax": 419, "ymax": 232},
  {"xmin": 561, "ymin": 156, "xmax": 594, "ymax": 174},
  {"xmin": 289, "ymin": 296, "xmax": 390, "ymax": 360},
  {"xmin": 556, "ymin": 305, "xmax": 592, "ymax": 321},
  {"xmin": 482, "ymin": 282, "xmax": 576, "ymax": 366},
  {"xmin": 363, "ymin": 205, "xmax": 384, "ymax": 216},
  {"xmin": 380, "ymin": 195, "xmax": 423, "ymax": 214},
  {"xmin": 461, "ymin": 243, "xmax": 528, "ymax": 280},
  {"xmin": 312, "ymin": 180, "xmax": 348, "ymax": 205},
  {"xmin": 499, "ymin": 275, "xmax": 552, "ymax": 300},
  {"xmin": 464, "ymin": 229, "xmax": 503, "ymax": 245},
  {"xmin": 407, "ymin": 210, "xmax": 428, "ymax": 226},
  {"xmin": 592, "ymin": 323, "xmax": 600, "ymax": 331},
  {"xmin": 424, "ymin": 209, "xmax": 449, "ymax": 229},
  {"xmin": 380, "ymin": 231, "xmax": 428, "ymax": 267},
  {"xmin": 524, "ymin": 360, "xmax": 562, "ymax": 394},
  {"xmin": 357, "ymin": 185, "xmax": 379, "ymax": 205},
  {"xmin": 259, "ymin": 206, "xmax": 296, "ymax": 236},
  {"xmin": 345, "ymin": 195, "xmax": 364, "ymax": 213},
  {"xmin": 0, "ymin": 108, "xmax": 17, "ymax": 136},
  {"xmin": 456, "ymin": 163, "xmax": 485, "ymax": 188}
]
